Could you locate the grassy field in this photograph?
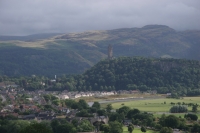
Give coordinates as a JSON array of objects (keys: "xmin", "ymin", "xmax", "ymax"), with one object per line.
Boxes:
[
  {"xmin": 101, "ymin": 97, "xmax": 200, "ymax": 112},
  {"xmin": 123, "ymin": 126, "xmax": 158, "ymax": 133}
]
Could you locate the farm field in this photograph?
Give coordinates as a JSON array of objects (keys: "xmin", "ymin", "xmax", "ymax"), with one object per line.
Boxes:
[
  {"xmin": 122, "ymin": 126, "xmax": 158, "ymax": 133},
  {"xmin": 101, "ymin": 97, "xmax": 200, "ymax": 113}
]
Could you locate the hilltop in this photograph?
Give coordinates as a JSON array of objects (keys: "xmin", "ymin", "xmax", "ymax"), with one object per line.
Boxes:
[
  {"xmin": 0, "ymin": 25, "xmax": 200, "ymax": 76},
  {"xmin": 69, "ymin": 57, "xmax": 200, "ymax": 95}
]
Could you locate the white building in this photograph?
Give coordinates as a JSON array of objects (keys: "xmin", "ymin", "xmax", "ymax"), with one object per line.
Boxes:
[{"xmin": 59, "ymin": 95, "xmax": 69, "ymax": 99}]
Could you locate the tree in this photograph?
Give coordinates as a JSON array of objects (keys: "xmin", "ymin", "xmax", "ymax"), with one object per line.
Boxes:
[
  {"xmin": 160, "ymin": 127, "xmax": 173, "ymax": 133},
  {"xmin": 184, "ymin": 113, "xmax": 198, "ymax": 121},
  {"xmin": 97, "ymin": 109, "xmax": 106, "ymax": 116},
  {"xmin": 109, "ymin": 121, "xmax": 123, "ymax": 133},
  {"xmin": 191, "ymin": 123, "xmax": 200, "ymax": 133},
  {"xmin": 192, "ymin": 104, "xmax": 198, "ymax": 112},
  {"xmin": 159, "ymin": 114, "xmax": 166, "ymax": 127},
  {"xmin": 141, "ymin": 126, "xmax": 146, "ymax": 132},
  {"xmin": 117, "ymin": 106, "xmax": 130, "ymax": 116},
  {"xmin": 164, "ymin": 115, "xmax": 180, "ymax": 128},
  {"xmin": 55, "ymin": 123, "xmax": 76, "ymax": 133},
  {"xmin": 128, "ymin": 124, "xmax": 134, "ymax": 133},
  {"xmin": 71, "ymin": 102, "xmax": 80, "ymax": 109},
  {"xmin": 109, "ymin": 112, "xmax": 124, "ymax": 122},
  {"xmin": 76, "ymin": 109, "xmax": 92, "ymax": 117},
  {"xmin": 93, "ymin": 121, "xmax": 101, "ymax": 132},
  {"xmin": 127, "ymin": 109, "xmax": 140, "ymax": 119},
  {"xmin": 77, "ymin": 119, "xmax": 94, "ymax": 132},
  {"xmin": 19, "ymin": 123, "xmax": 53, "ymax": 133},
  {"xmin": 52, "ymin": 99, "xmax": 60, "ymax": 106},
  {"xmin": 90, "ymin": 107, "xmax": 97, "ymax": 113},
  {"xmin": 40, "ymin": 121, "xmax": 52, "ymax": 131},
  {"xmin": 51, "ymin": 119, "xmax": 60, "ymax": 133},
  {"xmin": 7, "ymin": 120, "xmax": 30, "ymax": 133},
  {"xmin": 92, "ymin": 101, "xmax": 101, "ymax": 110},
  {"xmin": 100, "ymin": 124, "xmax": 110, "ymax": 133},
  {"xmin": 170, "ymin": 105, "xmax": 187, "ymax": 113},
  {"xmin": 50, "ymin": 119, "xmax": 76, "ymax": 133},
  {"xmin": 106, "ymin": 104, "xmax": 113, "ymax": 113},
  {"xmin": 78, "ymin": 99, "xmax": 88, "ymax": 109},
  {"xmin": 65, "ymin": 99, "xmax": 76, "ymax": 108},
  {"xmin": 43, "ymin": 95, "xmax": 51, "ymax": 102},
  {"xmin": 71, "ymin": 119, "xmax": 78, "ymax": 127}
]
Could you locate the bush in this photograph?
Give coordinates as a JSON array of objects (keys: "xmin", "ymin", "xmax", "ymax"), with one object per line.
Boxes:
[
  {"xmin": 141, "ymin": 126, "xmax": 146, "ymax": 132},
  {"xmin": 184, "ymin": 113, "xmax": 198, "ymax": 121}
]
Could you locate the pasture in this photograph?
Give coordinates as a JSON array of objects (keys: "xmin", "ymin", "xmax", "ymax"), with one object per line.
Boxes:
[{"xmin": 101, "ymin": 97, "xmax": 200, "ymax": 113}]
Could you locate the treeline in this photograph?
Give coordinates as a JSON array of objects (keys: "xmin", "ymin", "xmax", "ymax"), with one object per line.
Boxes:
[
  {"xmin": 1, "ymin": 57, "xmax": 200, "ymax": 96},
  {"xmin": 0, "ymin": 116, "xmax": 93, "ymax": 133}
]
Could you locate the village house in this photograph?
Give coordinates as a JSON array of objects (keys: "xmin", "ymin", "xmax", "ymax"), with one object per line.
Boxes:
[
  {"xmin": 1, "ymin": 105, "xmax": 14, "ymax": 112},
  {"xmin": 74, "ymin": 94, "xmax": 81, "ymax": 99},
  {"xmin": 58, "ymin": 94, "xmax": 69, "ymax": 99}
]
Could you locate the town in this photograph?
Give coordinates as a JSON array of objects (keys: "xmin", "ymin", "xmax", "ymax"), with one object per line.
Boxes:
[{"xmin": 0, "ymin": 81, "xmax": 142, "ymax": 120}]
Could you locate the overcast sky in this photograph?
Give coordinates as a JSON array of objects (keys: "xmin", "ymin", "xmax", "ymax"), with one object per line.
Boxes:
[{"xmin": 0, "ymin": 0, "xmax": 200, "ymax": 35}]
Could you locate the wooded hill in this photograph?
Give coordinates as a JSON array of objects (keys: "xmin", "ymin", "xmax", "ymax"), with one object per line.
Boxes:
[
  {"xmin": 69, "ymin": 57, "xmax": 200, "ymax": 96},
  {"xmin": 0, "ymin": 25, "xmax": 200, "ymax": 76}
]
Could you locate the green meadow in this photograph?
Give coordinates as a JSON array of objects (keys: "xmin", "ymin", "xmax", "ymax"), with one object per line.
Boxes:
[{"xmin": 101, "ymin": 97, "xmax": 200, "ymax": 113}]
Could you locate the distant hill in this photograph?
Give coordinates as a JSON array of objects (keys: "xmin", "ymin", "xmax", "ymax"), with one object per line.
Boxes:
[
  {"xmin": 68, "ymin": 57, "xmax": 200, "ymax": 95},
  {"xmin": 0, "ymin": 25, "xmax": 200, "ymax": 76},
  {"xmin": 0, "ymin": 33, "xmax": 63, "ymax": 41}
]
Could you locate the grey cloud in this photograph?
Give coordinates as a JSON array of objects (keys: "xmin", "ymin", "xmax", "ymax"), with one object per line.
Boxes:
[{"xmin": 0, "ymin": 0, "xmax": 200, "ymax": 35}]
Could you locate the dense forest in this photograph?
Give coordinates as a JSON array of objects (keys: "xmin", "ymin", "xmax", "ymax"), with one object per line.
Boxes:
[
  {"xmin": 67, "ymin": 57, "xmax": 200, "ymax": 95},
  {"xmin": 3, "ymin": 57, "xmax": 200, "ymax": 96}
]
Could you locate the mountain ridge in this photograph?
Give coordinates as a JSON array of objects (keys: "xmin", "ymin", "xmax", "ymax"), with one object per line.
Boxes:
[
  {"xmin": 0, "ymin": 33, "xmax": 64, "ymax": 41},
  {"xmin": 0, "ymin": 25, "xmax": 200, "ymax": 76}
]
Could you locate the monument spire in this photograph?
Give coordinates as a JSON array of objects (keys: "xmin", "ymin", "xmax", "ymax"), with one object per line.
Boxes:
[{"xmin": 108, "ymin": 44, "xmax": 113, "ymax": 60}]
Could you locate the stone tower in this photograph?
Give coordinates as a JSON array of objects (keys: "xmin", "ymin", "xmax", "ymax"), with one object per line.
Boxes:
[{"xmin": 108, "ymin": 44, "xmax": 113, "ymax": 60}]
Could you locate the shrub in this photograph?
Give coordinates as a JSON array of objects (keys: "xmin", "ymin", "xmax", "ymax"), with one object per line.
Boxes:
[{"xmin": 184, "ymin": 113, "xmax": 198, "ymax": 121}]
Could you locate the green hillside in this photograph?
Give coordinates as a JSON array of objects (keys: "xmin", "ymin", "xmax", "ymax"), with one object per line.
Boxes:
[
  {"xmin": 0, "ymin": 46, "xmax": 100, "ymax": 76},
  {"xmin": 69, "ymin": 57, "xmax": 200, "ymax": 96},
  {"xmin": 0, "ymin": 25, "xmax": 200, "ymax": 76}
]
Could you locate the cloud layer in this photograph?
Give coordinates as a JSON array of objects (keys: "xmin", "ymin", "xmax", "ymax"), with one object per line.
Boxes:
[{"xmin": 0, "ymin": 0, "xmax": 200, "ymax": 35}]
